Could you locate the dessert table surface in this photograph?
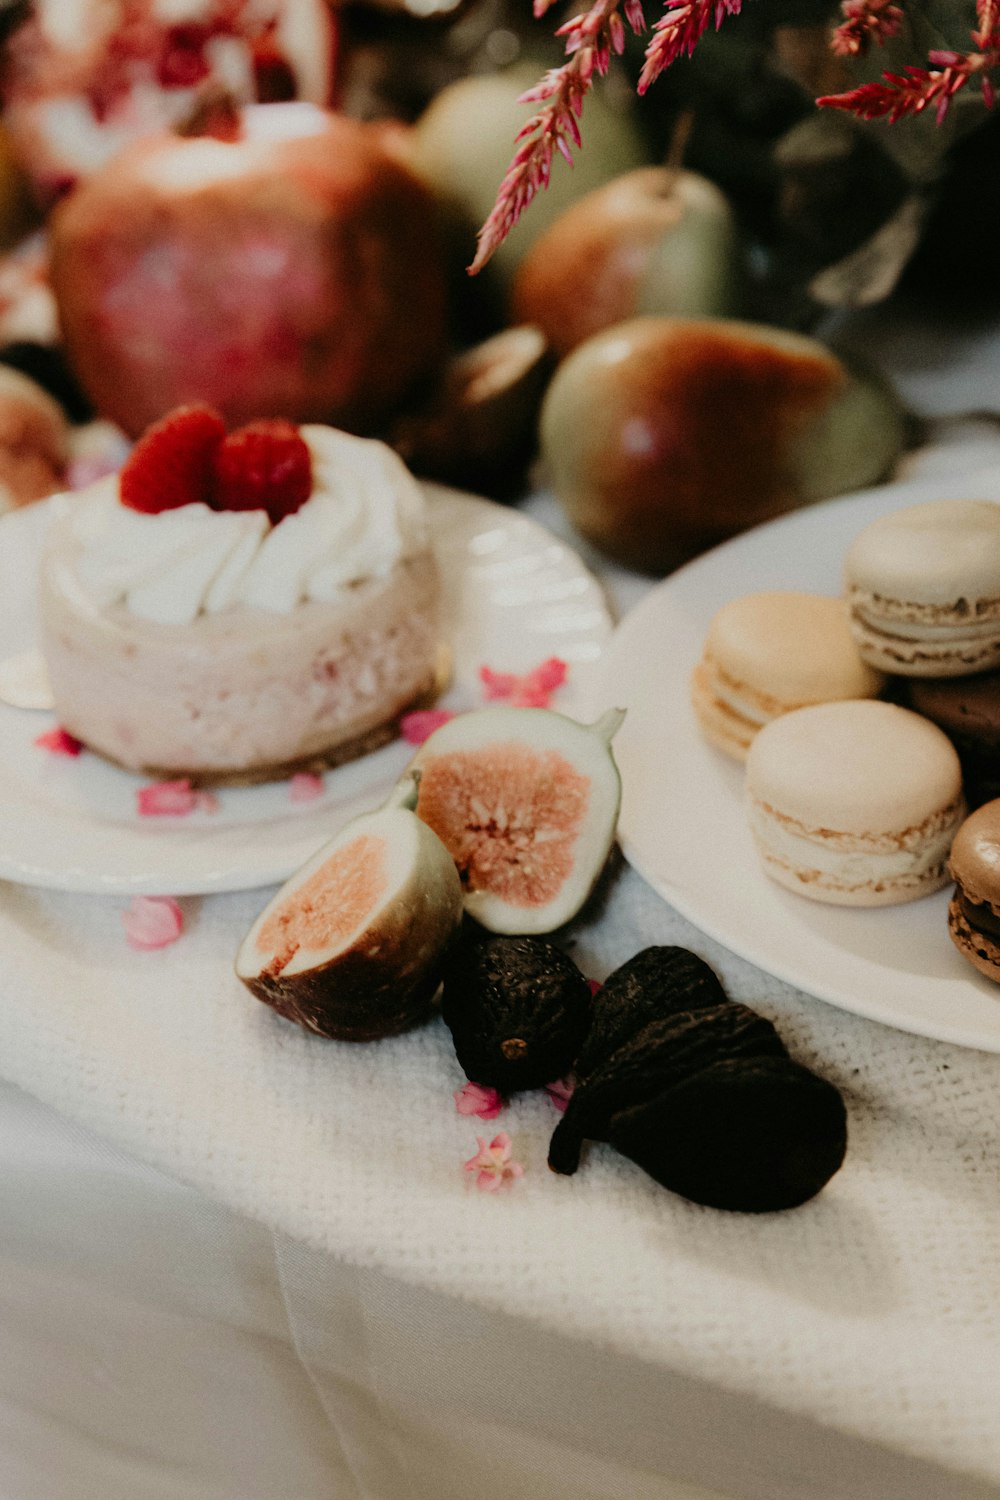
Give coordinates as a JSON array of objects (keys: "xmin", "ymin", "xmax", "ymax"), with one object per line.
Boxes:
[{"xmin": 3, "ymin": 303, "xmax": 1000, "ymax": 1500}]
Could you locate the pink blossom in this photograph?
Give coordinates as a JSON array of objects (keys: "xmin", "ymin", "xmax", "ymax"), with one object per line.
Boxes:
[
  {"xmin": 289, "ymin": 772, "xmax": 324, "ymax": 802},
  {"xmin": 136, "ymin": 779, "xmax": 218, "ymax": 817},
  {"xmin": 122, "ymin": 895, "xmax": 184, "ymax": 950},
  {"xmin": 401, "ymin": 708, "xmax": 455, "ymax": 745},
  {"xmin": 479, "ymin": 656, "xmax": 568, "ymax": 709},
  {"xmin": 544, "ymin": 1077, "xmax": 575, "ymax": 1113},
  {"xmin": 463, "ymin": 1131, "xmax": 525, "ymax": 1192},
  {"xmin": 34, "ymin": 725, "xmax": 83, "ymax": 757},
  {"xmin": 587, "ymin": 977, "xmax": 601, "ymax": 996},
  {"xmin": 455, "ymin": 1081, "xmax": 504, "ymax": 1120}
]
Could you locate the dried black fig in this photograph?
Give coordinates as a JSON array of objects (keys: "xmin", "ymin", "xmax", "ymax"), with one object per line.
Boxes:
[
  {"xmin": 548, "ymin": 1001, "xmax": 787, "ymax": 1175},
  {"xmin": 573, "ymin": 946, "xmax": 729, "ymax": 1083},
  {"xmin": 609, "ymin": 1057, "xmax": 848, "ymax": 1213},
  {"xmin": 441, "ymin": 935, "xmax": 593, "ymax": 1094}
]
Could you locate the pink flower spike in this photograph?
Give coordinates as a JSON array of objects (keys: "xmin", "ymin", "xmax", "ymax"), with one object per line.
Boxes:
[
  {"xmin": 401, "ymin": 708, "xmax": 456, "ymax": 745},
  {"xmin": 289, "ymin": 772, "xmax": 325, "ymax": 802},
  {"xmin": 455, "ymin": 1081, "xmax": 505, "ymax": 1119},
  {"xmin": 34, "ymin": 725, "xmax": 83, "ymax": 757},
  {"xmin": 122, "ymin": 895, "xmax": 183, "ymax": 950},
  {"xmin": 463, "ymin": 1130, "xmax": 525, "ymax": 1191},
  {"xmin": 545, "ymin": 1077, "xmax": 575, "ymax": 1112},
  {"xmin": 136, "ymin": 779, "xmax": 198, "ymax": 817}
]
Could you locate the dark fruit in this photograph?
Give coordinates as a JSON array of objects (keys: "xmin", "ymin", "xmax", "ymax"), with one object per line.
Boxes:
[{"xmin": 441, "ymin": 935, "xmax": 593, "ymax": 1094}]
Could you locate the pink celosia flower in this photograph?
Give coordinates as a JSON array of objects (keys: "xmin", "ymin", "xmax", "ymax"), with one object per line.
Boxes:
[
  {"xmin": 455, "ymin": 1081, "xmax": 505, "ymax": 1120},
  {"xmin": 544, "ymin": 1077, "xmax": 575, "ymax": 1113},
  {"xmin": 122, "ymin": 894, "xmax": 184, "ymax": 950},
  {"xmin": 289, "ymin": 772, "xmax": 325, "ymax": 802},
  {"xmin": 463, "ymin": 1131, "xmax": 525, "ymax": 1192},
  {"xmin": 479, "ymin": 656, "xmax": 568, "ymax": 709},
  {"xmin": 34, "ymin": 725, "xmax": 83, "ymax": 756},
  {"xmin": 136, "ymin": 779, "xmax": 218, "ymax": 817},
  {"xmin": 401, "ymin": 708, "xmax": 455, "ymax": 744}
]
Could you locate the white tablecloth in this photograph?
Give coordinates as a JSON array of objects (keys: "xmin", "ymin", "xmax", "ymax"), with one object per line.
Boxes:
[{"xmin": 3, "ymin": 304, "xmax": 1000, "ymax": 1500}]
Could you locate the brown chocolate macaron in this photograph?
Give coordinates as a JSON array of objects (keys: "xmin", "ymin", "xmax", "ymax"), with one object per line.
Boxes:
[
  {"xmin": 899, "ymin": 672, "xmax": 1000, "ymax": 809},
  {"xmin": 947, "ymin": 801, "xmax": 1000, "ymax": 982}
]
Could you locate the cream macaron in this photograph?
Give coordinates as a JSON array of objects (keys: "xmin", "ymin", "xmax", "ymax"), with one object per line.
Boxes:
[
  {"xmin": 843, "ymin": 499, "xmax": 1000, "ymax": 677},
  {"xmin": 690, "ymin": 591, "xmax": 885, "ymax": 760},
  {"xmin": 745, "ymin": 700, "xmax": 965, "ymax": 907}
]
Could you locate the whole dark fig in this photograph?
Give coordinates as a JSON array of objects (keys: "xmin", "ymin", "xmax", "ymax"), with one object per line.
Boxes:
[
  {"xmin": 609, "ymin": 1057, "xmax": 848, "ymax": 1213},
  {"xmin": 548, "ymin": 1001, "xmax": 786, "ymax": 1176},
  {"xmin": 441, "ymin": 935, "xmax": 593, "ymax": 1094}
]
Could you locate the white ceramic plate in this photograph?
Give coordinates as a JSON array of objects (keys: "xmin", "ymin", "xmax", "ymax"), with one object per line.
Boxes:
[
  {"xmin": 598, "ymin": 469, "xmax": 1000, "ymax": 1053},
  {"xmin": 0, "ymin": 486, "xmax": 613, "ymax": 895}
]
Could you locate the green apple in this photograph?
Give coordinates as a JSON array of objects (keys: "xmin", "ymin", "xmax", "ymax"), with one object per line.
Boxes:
[
  {"xmin": 513, "ymin": 167, "xmax": 743, "ymax": 357},
  {"xmin": 539, "ymin": 315, "xmax": 908, "ymax": 573},
  {"xmin": 411, "ymin": 66, "xmax": 650, "ymax": 289}
]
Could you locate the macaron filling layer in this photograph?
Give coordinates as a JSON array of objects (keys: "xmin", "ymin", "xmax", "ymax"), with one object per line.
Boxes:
[{"xmin": 954, "ymin": 892, "xmax": 1000, "ymax": 943}]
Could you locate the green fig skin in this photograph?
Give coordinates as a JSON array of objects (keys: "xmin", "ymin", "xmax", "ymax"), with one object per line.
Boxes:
[
  {"xmin": 411, "ymin": 68, "xmax": 650, "ymax": 290},
  {"xmin": 237, "ymin": 804, "xmax": 463, "ymax": 1042},
  {"xmin": 539, "ymin": 316, "xmax": 907, "ymax": 574}
]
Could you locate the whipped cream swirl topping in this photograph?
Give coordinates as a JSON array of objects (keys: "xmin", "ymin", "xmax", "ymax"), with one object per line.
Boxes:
[{"xmin": 65, "ymin": 427, "xmax": 430, "ymax": 626}]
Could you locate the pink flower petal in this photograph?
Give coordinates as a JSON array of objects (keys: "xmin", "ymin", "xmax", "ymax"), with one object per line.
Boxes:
[
  {"xmin": 455, "ymin": 1081, "xmax": 504, "ymax": 1119},
  {"xmin": 401, "ymin": 708, "xmax": 455, "ymax": 745},
  {"xmin": 463, "ymin": 1129, "xmax": 524, "ymax": 1190},
  {"xmin": 544, "ymin": 1077, "xmax": 575, "ymax": 1113},
  {"xmin": 136, "ymin": 779, "xmax": 199, "ymax": 817},
  {"xmin": 34, "ymin": 726, "xmax": 83, "ymax": 757},
  {"xmin": 122, "ymin": 895, "xmax": 184, "ymax": 950},
  {"xmin": 289, "ymin": 772, "xmax": 325, "ymax": 802},
  {"xmin": 479, "ymin": 657, "xmax": 569, "ymax": 709},
  {"xmin": 194, "ymin": 789, "xmax": 220, "ymax": 814},
  {"xmin": 587, "ymin": 978, "xmax": 601, "ymax": 996}
]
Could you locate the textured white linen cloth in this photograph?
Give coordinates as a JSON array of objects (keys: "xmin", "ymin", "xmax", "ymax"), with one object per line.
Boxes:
[{"xmin": 3, "ymin": 313, "xmax": 1000, "ymax": 1498}]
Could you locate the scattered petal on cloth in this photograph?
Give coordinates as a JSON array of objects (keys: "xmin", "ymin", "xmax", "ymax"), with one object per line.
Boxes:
[
  {"xmin": 136, "ymin": 779, "xmax": 219, "ymax": 817},
  {"xmin": 454, "ymin": 1081, "xmax": 504, "ymax": 1120},
  {"xmin": 401, "ymin": 708, "xmax": 455, "ymax": 744},
  {"xmin": 463, "ymin": 1131, "xmax": 524, "ymax": 1192},
  {"xmin": 544, "ymin": 1078, "xmax": 574, "ymax": 1113},
  {"xmin": 33, "ymin": 726, "xmax": 83, "ymax": 756},
  {"xmin": 289, "ymin": 772, "xmax": 325, "ymax": 802},
  {"xmin": 122, "ymin": 895, "xmax": 184, "ymax": 950},
  {"xmin": 479, "ymin": 657, "xmax": 568, "ymax": 709}
]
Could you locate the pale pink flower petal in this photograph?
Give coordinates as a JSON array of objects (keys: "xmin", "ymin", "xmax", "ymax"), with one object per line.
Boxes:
[
  {"xmin": 122, "ymin": 895, "xmax": 184, "ymax": 950},
  {"xmin": 194, "ymin": 789, "xmax": 220, "ymax": 814},
  {"xmin": 463, "ymin": 1130, "xmax": 524, "ymax": 1190},
  {"xmin": 136, "ymin": 779, "xmax": 199, "ymax": 817},
  {"xmin": 544, "ymin": 1077, "xmax": 575, "ymax": 1112},
  {"xmin": 480, "ymin": 656, "xmax": 569, "ymax": 709},
  {"xmin": 587, "ymin": 977, "xmax": 601, "ymax": 996},
  {"xmin": 479, "ymin": 665, "xmax": 519, "ymax": 701},
  {"xmin": 401, "ymin": 708, "xmax": 455, "ymax": 744},
  {"xmin": 289, "ymin": 772, "xmax": 325, "ymax": 802},
  {"xmin": 455, "ymin": 1081, "xmax": 504, "ymax": 1119},
  {"xmin": 34, "ymin": 725, "xmax": 83, "ymax": 757}
]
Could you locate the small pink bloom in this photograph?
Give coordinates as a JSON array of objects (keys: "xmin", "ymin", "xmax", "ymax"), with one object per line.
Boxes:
[
  {"xmin": 544, "ymin": 1077, "xmax": 575, "ymax": 1113},
  {"xmin": 587, "ymin": 978, "xmax": 601, "ymax": 996},
  {"xmin": 479, "ymin": 657, "xmax": 568, "ymax": 709},
  {"xmin": 455, "ymin": 1081, "xmax": 504, "ymax": 1120},
  {"xmin": 289, "ymin": 772, "xmax": 324, "ymax": 802},
  {"xmin": 122, "ymin": 895, "xmax": 184, "ymax": 950},
  {"xmin": 463, "ymin": 1130, "xmax": 525, "ymax": 1192},
  {"xmin": 401, "ymin": 708, "xmax": 455, "ymax": 744},
  {"xmin": 34, "ymin": 725, "xmax": 83, "ymax": 757},
  {"xmin": 136, "ymin": 779, "xmax": 218, "ymax": 817}
]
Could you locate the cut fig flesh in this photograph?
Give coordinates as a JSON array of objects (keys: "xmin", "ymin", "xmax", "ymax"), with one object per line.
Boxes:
[
  {"xmin": 409, "ymin": 705, "xmax": 623, "ymax": 934},
  {"xmin": 236, "ymin": 793, "xmax": 463, "ymax": 1040}
]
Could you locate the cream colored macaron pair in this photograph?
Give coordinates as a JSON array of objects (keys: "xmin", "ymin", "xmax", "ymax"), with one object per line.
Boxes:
[{"xmin": 691, "ymin": 590, "xmax": 965, "ymax": 907}]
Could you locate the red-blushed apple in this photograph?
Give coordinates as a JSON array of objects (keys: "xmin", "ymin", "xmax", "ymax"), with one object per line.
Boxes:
[
  {"xmin": 2, "ymin": 0, "xmax": 337, "ymax": 204},
  {"xmin": 48, "ymin": 104, "xmax": 449, "ymax": 437},
  {"xmin": 539, "ymin": 316, "xmax": 907, "ymax": 573},
  {"xmin": 411, "ymin": 66, "xmax": 650, "ymax": 292},
  {"xmin": 512, "ymin": 168, "xmax": 742, "ymax": 358}
]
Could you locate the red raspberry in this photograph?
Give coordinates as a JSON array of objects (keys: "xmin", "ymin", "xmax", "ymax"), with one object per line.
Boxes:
[
  {"xmin": 209, "ymin": 419, "xmax": 313, "ymax": 525},
  {"xmin": 119, "ymin": 404, "xmax": 226, "ymax": 514}
]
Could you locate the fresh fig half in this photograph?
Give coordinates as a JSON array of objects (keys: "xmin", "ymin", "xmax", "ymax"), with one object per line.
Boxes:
[
  {"xmin": 409, "ymin": 705, "xmax": 624, "ymax": 934},
  {"xmin": 236, "ymin": 777, "xmax": 463, "ymax": 1040}
]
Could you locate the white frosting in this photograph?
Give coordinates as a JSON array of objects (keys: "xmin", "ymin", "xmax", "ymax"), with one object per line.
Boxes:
[{"xmin": 65, "ymin": 427, "xmax": 430, "ymax": 626}]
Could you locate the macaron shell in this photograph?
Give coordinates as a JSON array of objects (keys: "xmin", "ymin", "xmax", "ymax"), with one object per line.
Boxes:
[
  {"xmin": 689, "ymin": 658, "xmax": 757, "ymax": 760},
  {"xmin": 900, "ymin": 674, "xmax": 1000, "ymax": 806},
  {"xmin": 947, "ymin": 798, "xmax": 1000, "ymax": 906},
  {"xmin": 844, "ymin": 499, "xmax": 1000, "ymax": 607},
  {"xmin": 745, "ymin": 700, "xmax": 964, "ymax": 907},
  {"xmin": 947, "ymin": 896, "xmax": 1000, "ymax": 983},
  {"xmin": 846, "ymin": 609, "xmax": 1000, "ymax": 678}
]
